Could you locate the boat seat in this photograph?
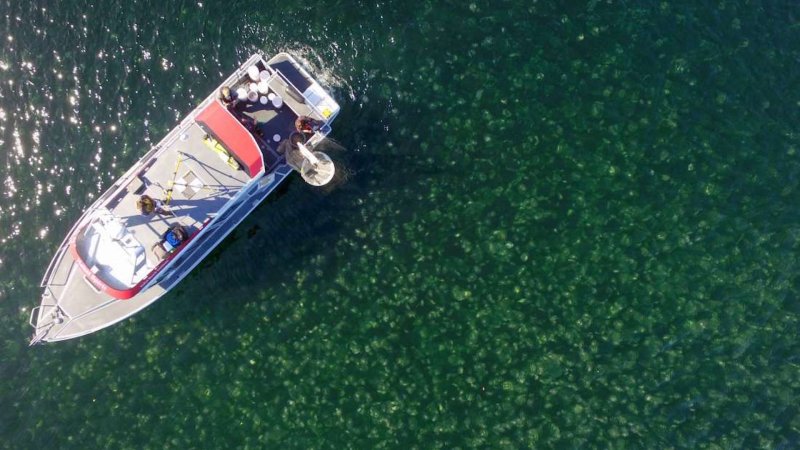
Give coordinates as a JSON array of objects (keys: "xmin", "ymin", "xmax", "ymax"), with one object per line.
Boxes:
[{"xmin": 106, "ymin": 220, "xmax": 126, "ymax": 240}]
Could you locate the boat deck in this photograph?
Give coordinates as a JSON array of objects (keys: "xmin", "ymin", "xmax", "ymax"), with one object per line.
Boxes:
[
  {"xmin": 95, "ymin": 52, "xmax": 335, "ymax": 271},
  {"xmin": 72, "ymin": 120, "xmax": 252, "ymax": 293},
  {"xmin": 31, "ymin": 52, "xmax": 341, "ymax": 343},
  {"xmin": 106, "ymin": 122, "xmax": 249, "ymax": 264}
]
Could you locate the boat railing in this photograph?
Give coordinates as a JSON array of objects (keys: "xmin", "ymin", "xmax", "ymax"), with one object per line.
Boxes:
[
  {"xmin": 29, "ymin": 320, "xmax": 54, "ymax": 346},
  {"xmin": 28, "ymin": 306, "xmax": 43, "ymax": 328},
  {"xmin": 28, "ymin": 298, "xmax": 63, "ymax": 343},
  {"xmin": 28, "ymin": 302, "xmax": 60, "ymax": 328},
  {"xmin": 29, "ymin": 304, "xmax": 72, "ymax": 346},
  {"xmin": 40, "ymin": 238, "xmax": 72, "ymax": 287}
]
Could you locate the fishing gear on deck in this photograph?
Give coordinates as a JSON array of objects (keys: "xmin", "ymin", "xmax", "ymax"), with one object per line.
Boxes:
[{"xmin": 164, "ymin": 152, "xmax": 185, "ymax": 205}]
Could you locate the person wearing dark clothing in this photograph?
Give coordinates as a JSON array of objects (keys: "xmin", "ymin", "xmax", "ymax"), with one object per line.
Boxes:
[
  {"xmin": 220, "ymin": 86, "xmax": 234, "ymax": 104},
  {"xmin": 295, "ymin": 116, "xmax": 324, "ymax": 135}
]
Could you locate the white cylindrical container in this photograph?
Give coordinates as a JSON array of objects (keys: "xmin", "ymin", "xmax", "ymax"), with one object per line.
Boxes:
[
  {"xmin": 235, "ymin": 87, "xmax": 247, "ymax": 100},
  {"xmin": 272, "ymin": 95, "xmax": 283, "ymax": 108},
  {"xmin": 259, "ymin": 70, "xmax": 270, "ymax": 81},
  {"xmin": 247, "ymin": 65, "xmax": 260, "ymax": 82},
  {"xmin": 260, "ymin": 96, "xmax": 268, "ymax": 104},
  {"xmin": 247, "ymin": 90, "xmax": 258, "ymax": 102},
  {"xmin": 257, "ymin": 80, "xmax": 269, "ymax": 94}
]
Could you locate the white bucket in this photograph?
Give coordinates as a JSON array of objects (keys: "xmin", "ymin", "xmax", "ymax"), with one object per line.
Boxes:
[
  {"xmin": 247, "ymin": 66, "xmax": 260, "ymax": 82},
  {"xmin": 259, "ymin": 96, "xmax": 268, "ymax": 104},
  {"xmin": 257, "ymin": 80, "xmax": 269, "ymax": 94},
  {"xmin": 259, "ymin": 70, "xmax": 270, "ymax": 81},
  {"xmin": 247, "ymin": 90, "xmax": 258, "ymax": 102},
  {"xmin": 271, "ymin": 95, "xmax": 283, "ymax": 108},
  {"xmin": 235, "ymin": 87, "xmax": 247, "ymax": 100}
]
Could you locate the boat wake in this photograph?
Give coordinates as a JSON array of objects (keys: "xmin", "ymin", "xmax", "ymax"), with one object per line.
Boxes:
[{"xmin": 286, "ymin": 46, "xmax": 356, "ymax": 102}]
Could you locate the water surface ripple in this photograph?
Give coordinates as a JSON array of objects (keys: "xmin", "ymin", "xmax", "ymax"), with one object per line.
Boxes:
[{"xmin": 1, "ymin": 1, "xmax": 800, "ymax": 448}]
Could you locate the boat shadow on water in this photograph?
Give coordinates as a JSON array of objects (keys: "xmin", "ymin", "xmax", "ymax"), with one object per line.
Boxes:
[
  {"xmin": 139, "ymin": 140, "xmax": 446, "ymax": 326},
  {"xmin": 125, "ymin": 89, "xmax": 451, "ymax": 334}
]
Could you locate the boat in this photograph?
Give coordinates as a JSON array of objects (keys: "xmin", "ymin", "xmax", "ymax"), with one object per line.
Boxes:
[{"xmin": 28, "ymin": 53, "xmax": 340, "ymax": 345}]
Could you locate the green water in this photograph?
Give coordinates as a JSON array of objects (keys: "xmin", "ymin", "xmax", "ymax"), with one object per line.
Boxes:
[{"xmin": 2, "ymin": 1, "xmax": 800, "ymax": 448}]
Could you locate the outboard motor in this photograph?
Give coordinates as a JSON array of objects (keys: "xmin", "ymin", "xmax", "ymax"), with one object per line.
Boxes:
[{"xmin": 283, "ymin": 132, "xmax": 335, "ymax": 186}]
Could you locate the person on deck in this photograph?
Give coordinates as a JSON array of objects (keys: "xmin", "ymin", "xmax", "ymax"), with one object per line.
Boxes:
[
  {"xmin": 151, "ymin": 223, "xmax": 188, "ymax": 259},
  {"xmin": 136, "ymin": 195, "xmax": 172, "ymax": 216},
  {"xmin": 295, "ymin": 116, "xmax": 324, "ymax": 135},
  {"xmin": 221, "ymin": 86, "xmax": 252, "ymax": 114},
  {"xmin": 219, "ymin": 86, "xmax": 237, "ymax": 106},
  {"xmin": 162, "ymin": 224, "xmax": 187, "ymax": 249}
]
